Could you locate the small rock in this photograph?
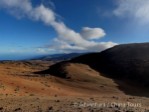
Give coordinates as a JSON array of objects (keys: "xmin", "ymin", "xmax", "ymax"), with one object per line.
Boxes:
[
  {"xmin": 14, "ymin": 108, "xmax": 22, "ymax": 111},
  {"xmin": 55, "ymin": 100, "xmax": 60, "ymax": 102},
  {"xmin": 0, "ymin": 107, "xmax": 3, "ymax": 110}
]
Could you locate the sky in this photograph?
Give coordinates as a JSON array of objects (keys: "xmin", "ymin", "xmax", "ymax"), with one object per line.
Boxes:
[{"xmin": 0, "ymin": 0, "xmax": 149, "ymax": 60}]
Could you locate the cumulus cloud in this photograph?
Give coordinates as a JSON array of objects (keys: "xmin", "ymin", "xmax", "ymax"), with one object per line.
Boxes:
[
  {"xmin": 80, "ymin": 27, "xmax": 106, "ymax": 40},
  {"xmin": 0, "ymin": 0, "xmax": 117, "ymax": 53},
  {"xmin": 113, "ymin": 0, "xmax": 149, "ymax": 24}
]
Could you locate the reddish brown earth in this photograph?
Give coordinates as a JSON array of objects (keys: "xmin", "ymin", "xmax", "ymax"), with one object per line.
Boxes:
[{"xmin": 0, "ymin": 61, "xmax": 148, "ymax": 112}]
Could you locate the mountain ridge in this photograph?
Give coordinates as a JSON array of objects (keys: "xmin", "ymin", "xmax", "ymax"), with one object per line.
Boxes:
[{"xmin": 46, "ymin": 43, "xmax": 149, "ymax": 87}]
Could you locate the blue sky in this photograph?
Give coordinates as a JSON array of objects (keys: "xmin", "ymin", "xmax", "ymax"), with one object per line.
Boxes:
[{"xmin": 0, "ymin": 0, "xmax": 149, "ymax": 60}]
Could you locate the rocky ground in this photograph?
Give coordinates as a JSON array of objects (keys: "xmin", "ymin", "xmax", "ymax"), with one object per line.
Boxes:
[
  {"xmin": 0, "ymin": 61, "xmax": 148, "ymax": 112},
  {"xmin": 0, "ymin": 95, "xmax": 148, "ymax": 112}
]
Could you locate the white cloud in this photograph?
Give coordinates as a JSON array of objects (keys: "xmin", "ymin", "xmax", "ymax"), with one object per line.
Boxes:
[
  {"xmin": 0, "ymin": 0, "xmax": 118, "ymax": 53},
  {"xmin": 80, "ymin": 27, "xmax": 106, "ymax": 40},
  {"xmin": 113, "ymin": 0, "xmax": 149, "ymax": 24},
  {"xmin": 0, "ymin": 0, "xmax": 32, "ymax": 11},
  {"xmin": 32, "ymin": 5, "xmax": 55, "ymax": 25},
  {"xmin": 36, "ymin": 48, "xmax": 48, "ymax": 54},
  {"xmin": 0, "ymin": 0, "xmax": 32, "ymax": 18}
]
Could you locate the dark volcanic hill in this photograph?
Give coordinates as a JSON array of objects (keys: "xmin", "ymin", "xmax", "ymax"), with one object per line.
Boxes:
[{"xmin": 42, "ymin": 43, "xmax": 149, "ymax": 87}]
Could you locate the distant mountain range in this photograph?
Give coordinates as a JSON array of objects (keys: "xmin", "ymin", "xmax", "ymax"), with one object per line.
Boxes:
[{"xmin": 31, "ymin": 53, "xmax": 85, "ymax": 61}]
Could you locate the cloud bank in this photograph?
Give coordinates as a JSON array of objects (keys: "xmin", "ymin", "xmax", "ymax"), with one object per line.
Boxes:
[
  {"xmin": 0, "ymin": 0, "xmax": 117, "ymax": 53},
  {"xmin": 114, "ymin": 0, "xmax": 149, "ymax": 25}
]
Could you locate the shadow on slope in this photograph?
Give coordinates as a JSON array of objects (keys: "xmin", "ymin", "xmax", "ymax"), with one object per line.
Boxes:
[{"xmin": 35, "ymin": 43, "xmax": 149, "ymax": 97}]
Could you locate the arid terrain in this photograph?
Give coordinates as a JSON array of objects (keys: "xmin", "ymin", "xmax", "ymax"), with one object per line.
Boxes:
[{"xmin": 0, "ymin": 59, "xmax": 149, "ymax": 112}]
